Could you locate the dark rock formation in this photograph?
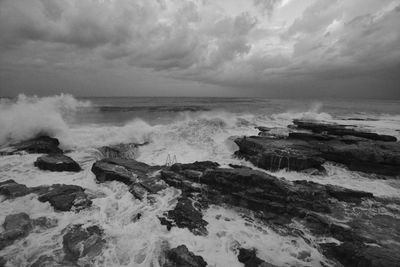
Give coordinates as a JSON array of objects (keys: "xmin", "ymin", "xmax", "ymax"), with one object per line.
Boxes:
[
  {"xmin": 38, "ymin": 184, "xmax": 92, "ymax": 212},
  {"xmin": 7, "ymin": 136, "xmax": 63, "ymax": 154},
  {"xmin": 292, "ymin": 119, "xmax": 397, "ymax": 142},
  {"xmin": 31, "ymin": 255, "xmax": 64, "ymax": 267},
  {"xmin": 0, "ymin": 180, "xmax": 91, "ymax": 212},
  {"xmin": 170, "ymin": 161, "xmax": 219, "ymax": 173},
  {"xmin": 0, "ymin": 213, "xmax": 33, "ymax": 250},
  {"xmin": 91, "ymin": 158, "xmax": 167, "ymax": 199},
  {"xmin": 34, "ymin": 154, "xmax": 81, "ymax": 172},
  {"xmin": 159, "ymin": 197, "xmax": 208, "ymax": 236},
  {"xmin": 62, "ymin": 224, "xmax": 105, "ymax": 262},
  {"xmin": 162, "ymin": 245, "xmax": 207, "ymax": 267},
  {"xmin": 235, "ymin": 134, "xmax": 400, "ymax": 176},
  {"xmin": 0, "ymin": 180, "xmax": 32, "ymax": 198},
  {"xmin": 238, "ymin": 248, "xmax": 277, "ymax": 267}
]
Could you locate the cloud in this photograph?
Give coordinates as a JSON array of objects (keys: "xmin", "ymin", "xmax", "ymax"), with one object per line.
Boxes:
[{"xmin": 0, "ymin": 0, "xmax": 399, "ymax": 98}]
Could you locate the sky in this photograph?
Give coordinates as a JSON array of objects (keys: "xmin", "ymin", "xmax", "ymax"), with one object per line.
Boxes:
[{"xmin": 0, "ymin": 0, "xmax": 399, "ymax": 98}]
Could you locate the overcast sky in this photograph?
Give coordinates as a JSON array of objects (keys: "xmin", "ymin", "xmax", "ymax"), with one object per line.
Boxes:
[{"xmin": 0, "ymin": 0, "xmax": 399, "ymax": 98}]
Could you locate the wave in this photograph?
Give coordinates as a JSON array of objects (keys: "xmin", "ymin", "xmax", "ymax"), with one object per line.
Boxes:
[
  {"xmin": 0, "ymin": 94, "xmax": 90, "ymax": 146},
  {"xmin": 99, "ymin": 105, "xmax": 210, "ymax": 113}
]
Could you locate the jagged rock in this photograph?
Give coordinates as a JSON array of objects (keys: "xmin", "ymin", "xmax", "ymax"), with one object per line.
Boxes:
[
  {"xmin": 62, "ymin": 224, "xmax": 105, "ymax": 262},
  {"xmin": 0, "ymin": 213, "xmax": 33, "ymax": 250},
  {"xmin": 8, "ymin": 136, "xmax": 63, "ymax": 154},
  {"xmin": 162, "ymin": 245, "xmax": 207, "ymax": 267},
  {"xmin": 38, "ymin": 184, "xmax": 92, "ymax": 212},
  {"xmin": 160, "ymin": 197, "xmax": 208, "ymax": 236},
  {"xmin": 34, "ymin": 154, "xmax": 81, "ymax": 172},
  {"xmin": 292, "ymin": 119, "xmax": 397, "ymax": 142},
  {"xmin": 234, "ymin": 135, "xmax": 400, "ymax": 176},
  {"xmin": 0, "ymin": 180, "xmax": 32, "ymax": 198},
  {"xmin": 238, "ymin": 248, "xmax": 277, "ymax": 267},
  {"xmin": 92, "ymin": 158, "xmax": 167, "ymax": 198},
  {"xmin": 31, "ymin": 255, "xmax": 63, "ymax": 267}
]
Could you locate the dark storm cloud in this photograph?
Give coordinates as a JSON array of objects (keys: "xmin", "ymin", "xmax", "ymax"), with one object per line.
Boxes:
[{"xmin": 0, "ymin": 0, "xmax": 399, "ymax": 98}]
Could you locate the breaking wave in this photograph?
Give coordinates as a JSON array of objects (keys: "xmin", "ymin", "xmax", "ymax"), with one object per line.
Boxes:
[{"xmin": 0, "ymin": 94, "xmax": 90, "ymax": 146}]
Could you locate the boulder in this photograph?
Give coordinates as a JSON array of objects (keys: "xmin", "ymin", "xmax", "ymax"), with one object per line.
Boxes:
[
  {"xmin": 160, "ymin": 197, "xmax": 208, "ymax": 236},
  {"xmin": 62, "ymin": 224, "xmax": 105, "ymax": 262},
  {"xmin": 0, "ymin": 180, "xmax": 32, "ymax": 198},
  {"xmin": 38, "ymin": 184, "xmax": 92, "ymax": 212},
  {"xmin": 34, "ymin": 154, "xmax": 81, "ymax": 172},
  {"xmin": 0, "ymin": 213, "xmax": 33, "ymax": 250},
  {"xmin": 162, "ymin": 245, "xmax": 207, "ymax": 267},
  {"xmin": 238, "ymin": 248, "xmax": 277, "ymax": 267}
]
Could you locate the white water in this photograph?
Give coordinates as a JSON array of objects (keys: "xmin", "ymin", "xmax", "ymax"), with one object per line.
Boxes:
[{"xmin": 0, "ymin": 95, "xmax": 399, "ymax": 266}]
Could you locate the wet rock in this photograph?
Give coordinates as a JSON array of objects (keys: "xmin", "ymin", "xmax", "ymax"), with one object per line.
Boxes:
[
  {"xmin": 160, "ymin": 197, "xmax": 208, "ymax": 236},
  {"xmin": 38, "ymin": 184, "xmax": 92, "ymax": 212},
  {"xmin": 292, "ymin": 119, "xmax": 397, "ymax": 142},
  {"xmin": 0, "ymin": 213, "xmax": 33, "ymax": 250},
  {"xmin": 162, "ymin": 245, "xmax": 207, "ymax": 267},
  {"xmin": 92, "ymin": 158, "xmax": 167, "ymax": 198},
  {"xmin": 31, "ymin": 255, "xmax": 63, "ymax": 267},
  {"xmin": 32, "ymin": 217, "xmax": 58, "ymax": 229},
  {"xmin": 34, "ymin": 154, "xmax": 81, "ymax": 172},
  {"xmin": 170, "ymin": 161, "xmax": 219, "ymax": 173},
  {"xmin": 0, "ymin": 257, "xmax": 6, "ymax": 266},
  {"xmin": 62, "ymin": 224, "xmax": 105, "ymax": 262},
  {"xmin": 235, "ymin": 134, "xmax": 400, "ymax": 176},
  {"xmin": 234, "ymin": 136, "xmax": 326, "ymax": 173},
  {"xmin": 238, "ymin": 248, "xmax": 277, "ymax": 267},
  {"xmin": 10, "ymin": 136, "xmax": 63, "ymax": 154},
  {"xmin": 0, "ymin": 179, "xmax": 32, "ymax": 198},
  {"xmin": 327, "ymin": 241, "xmax": 400, "ymax": 267}
]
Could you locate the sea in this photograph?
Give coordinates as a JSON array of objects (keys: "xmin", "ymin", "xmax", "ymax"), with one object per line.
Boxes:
[{"xmin": 0, "ymin": 94, "xmax": 400, "ymax": 266}]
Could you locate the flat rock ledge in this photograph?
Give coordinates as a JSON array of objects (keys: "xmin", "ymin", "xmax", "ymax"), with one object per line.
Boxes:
[
  {"xmin": 34, "ymin": 154, "xmax": 81, "ymax": 172},
  {"xmin": 235, "ymin": 119, "xmax": 400, "ymax": 177},
  {"xmin": 0, "ymin": 180, "xmax": 92, "ymax": 212}
]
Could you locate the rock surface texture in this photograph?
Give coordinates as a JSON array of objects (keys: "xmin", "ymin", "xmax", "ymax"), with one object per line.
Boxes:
[{"xmin": 34, "ymin": 154, "xmax": 81, "ymax": 172}]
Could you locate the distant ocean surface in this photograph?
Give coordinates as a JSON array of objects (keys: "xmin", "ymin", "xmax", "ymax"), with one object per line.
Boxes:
[{"xmin": 1, "ymin": 95, "xmax": 400, "ymax": 266}]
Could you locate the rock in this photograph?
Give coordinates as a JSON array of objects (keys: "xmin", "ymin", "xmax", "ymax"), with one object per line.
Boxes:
[
  {"xmin": 0, "ymin": 213, "xmax": 33, "ymax": 250},
  {"xmin": 160, "ymin": 197, "xmax": 208, "ymax": 236},
  {"xmin": 92, "ymin": 158, "xmax": 167, "ymax": 198},
  {"xmin": 327, "ymin": 241, "xmax": 400, "ymax": 267},
  {"xmin": 234, "ymin": 135, "xmax": 400, "ymax": 177},
  {"xmin": 170, "ymin": 161, "xmax": 219, "ymax": 172},
  {"xmin": 292, "ymin": 119, "xmax": 397, "ymax": 142},
  {"xmin": 34, "ymin": 154, "xmax": 81, "ymax": 172},
  {"xmin": 0, "ymin": 179, "xmax": 32, "ymax": 198},
  {"xmin": 162, "ymin": 245, "xmax": 207, "ymax": 267},
  {"xmin": 31, "ymin": 255, "xmax": 63, "ymax": 267},
  {"xmin": 38, "ymin": 184, "xmax": 92, "ymax": 212},
  {"xmin": 10, "ymin": 136, "xmax": 63, "ymax": 154},
  {"xmin": 98, "ymin": 142, "xmax": 148, "ymax": 159},
  {"xmin": 234, "ymin": 136, "xmax": 326, "ymax": 172},
  {"xmin": 0, "ymin": 257, "xmax": 6, "ymax": 266},
  {"xmin": 238, "ymin": 248, "xmax": 277, "ymax": 267},
  {"xmin": 62, "ymin": 224, "xmax": 105, "ymax": 262},
  {"xmin": 33, "ymin": 217, "xmax": 58, "ymax": 229}
]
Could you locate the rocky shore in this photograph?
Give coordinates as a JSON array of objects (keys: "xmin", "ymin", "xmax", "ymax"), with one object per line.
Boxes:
[{"xmin": 0, "ymin": 120, "xmax": 399, "ymax": 266}]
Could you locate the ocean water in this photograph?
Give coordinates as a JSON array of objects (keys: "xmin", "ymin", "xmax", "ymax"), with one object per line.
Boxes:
[{"xmin": 0, "ymin": 94, "xmax": 400, "ymax": 266}]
